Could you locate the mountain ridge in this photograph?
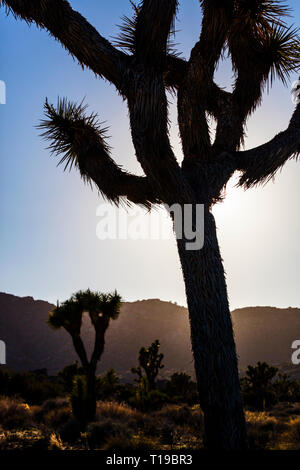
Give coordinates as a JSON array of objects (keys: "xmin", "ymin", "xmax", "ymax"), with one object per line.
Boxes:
[{"xmin": 0, "ymin": 292, "xmax": 299, "ymax": 380}]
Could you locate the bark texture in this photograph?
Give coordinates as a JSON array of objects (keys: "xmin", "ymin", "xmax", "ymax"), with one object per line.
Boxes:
[{"xmin": 177, "ymin": 207, "xmax": 247, "ymax": 449}]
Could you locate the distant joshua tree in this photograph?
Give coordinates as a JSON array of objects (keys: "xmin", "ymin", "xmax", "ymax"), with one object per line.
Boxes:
[
  {"xmin": 47, "ymin": 289, "xmax": 121, "ymax": 421},
  {"xmin": 241, "ymin": 362, "xmax": 278, "ymax": 410},
  {"xmin": 3, "ymin": 0, "xmax": 300, "ymax": 448},
  {"xmin": 131, "ymin": 339, "xmax": 164, "ymax": 390}
]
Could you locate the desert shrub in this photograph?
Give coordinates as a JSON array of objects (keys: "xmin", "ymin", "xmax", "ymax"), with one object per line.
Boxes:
[
  {"xmin": 40, "ymin": 397, "xmax": 69, "ymax": 413},
  {"xmin": 130, "ymin": 381, "xmax": 169, "ymax": 412},
  {"xmin": 153, "ymin": 404, "xmax": 204, "ymax": 445},
  {"xmin": 31, "ymin": 397, "xmax": 71, "ymax": 431},
  {"xmin": 57, "ymin": 418, "xmax": 82, "ymax": 444},
  {"xmin": 7, "ymin": 372, "xmax": 61, "ymax": 404},
  {"xmin": 43, "ymin": 406, "xmax": 71, "ymax": 429},
  {"xmin": 116, "ymin": 383, "xmax": 136, "ymax": 403},
  {"xmin": 273, "ymin": 374, "xmax": 300, "ymax": 403},
  {"xmin": 246, "ymin": 411, "xmax": 280, "ymax": 450},
  {"xmin": 96, "ymin": 369, "xmax": 120, "ymax": 401},
  {"xmin": 0, "ymin": 396, "xmax": 32, "ymax": 430},
  {"xmin": 137, "ymin": 414, "xmax": 161, "ymax": 436},
  {"xmin": 102, "ymin": 434, "xmax": 158, "ymax": 451},
  {"xmin": 288, "ymin": 416, "xmax": 300, "ymax": 442},
  {"xmin": 33, "ymin": 398, "xmax": 69, "ymax": 423},
  {"xmin": 0, "ymin": 429, "xmax": 49, "ymax": 450},
  {"xmin": 164, "ymin": 373, "xmax": 198, "ymax": 405},
  {"xmin": 87, "ymin": 419, "xmax": 131, "ymax": 449},
  {"xmin": 155, "ymin": 405, "xmax": 194, "ymax": 427},
  {"xmin": 278, "ymin": 417, "xmax": 300, "ymax": 449},
  {"xmin": 96, "ymin": 401, "xmax": 141, "ymax": 428}
]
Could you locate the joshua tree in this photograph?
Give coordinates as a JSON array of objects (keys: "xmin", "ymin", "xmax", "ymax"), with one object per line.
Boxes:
[
  {"xmin": 3, "ymin": 0, "xmax": 300, "ymax": 448},
  {"xmin": 131, "ymin": 339, "xmax": 164, "ymax": 390},
  {"xmin": 48, "ymin": 289, "xmax": 121, "ymax": 420},
  {"xmin": 241, "ymin": 362, "xmax": 278, "ymax": 410}
]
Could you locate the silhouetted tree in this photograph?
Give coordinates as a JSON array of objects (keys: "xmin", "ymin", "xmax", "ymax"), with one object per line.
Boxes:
[
  {"xmin": 131, "ymin": 339, "xmax": 164, "ymax": 390},
  {"xmin": 96, "ymin": 369, "xmax": 120, "ymax": 401},
  {"xmin": 273, "ymin": 373, "xmax": 300, "ymax": 402},
  {"xmin": 47, "ymin": 289, "xmax": 121, "ymax": 421},
  {"xmin": 3, "ymin": 0, "xmax": 300, "ymax": 448},
  {"xmin": 165, "ymin": 372, "xmax": 198, "ymax": 404},
  {"xmin": 241, "ymin": 362, "xmax": 278, "ymax": 410}
]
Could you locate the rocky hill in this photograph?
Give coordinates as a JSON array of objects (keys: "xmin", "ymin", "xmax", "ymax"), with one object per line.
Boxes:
[{"xmin": 0, "ymin": 293, "xmax": 299, "ymax": 380}]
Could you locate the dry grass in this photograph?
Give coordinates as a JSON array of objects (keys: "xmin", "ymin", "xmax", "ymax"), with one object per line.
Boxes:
[
  {"xmin": 48, "ymin": 432, "xmax": 66, "ymax": 450},
  {"xmin": 102, "ymin": 434, "xmax": 159, "ymax": 451},
  {"xmin": 155, "ymin": 404, "xmax": 204, "ymax": 431},
  {"xmin": 0, "ymin": 429, "xmax": 49, "ymax": 450},
  {"xmin": 96, "ymin": 401, "xmax": 142, "ymax": 421},
  {"xmin": 274, "ymin": 416, "xmax": 300, "ymax": 450},
  {"xmin": 0, "ymin": 397, "xmax": 299, "ymax": 450}
]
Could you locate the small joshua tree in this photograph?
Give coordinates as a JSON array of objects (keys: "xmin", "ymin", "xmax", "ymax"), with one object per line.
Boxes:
[
  {"xmin": 47, "ymin": 289, "xmax": 121, "ymax": 422},
  {"xmin": 131, "ymin": 339, "xmax": 164, "ymax": 390}
]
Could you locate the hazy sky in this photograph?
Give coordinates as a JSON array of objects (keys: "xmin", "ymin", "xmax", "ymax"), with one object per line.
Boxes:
[{"xmin": 0, "ymin": 1, "xmax": 299, "ymax": 309}]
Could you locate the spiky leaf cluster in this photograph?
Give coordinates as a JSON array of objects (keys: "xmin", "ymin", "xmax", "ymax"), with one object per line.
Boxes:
[
  {"xmin": 232, "ymin": 0, "xmax": 291, "ymax": 35},
  {"xmin": 114, "ymin": 0, "xmax": 179, "ymax": 58},
  {"xmin": 227, "ymin": 1, "xmax": 300, "ymax": 86},
  {"xmin": 38, "ymin": 98, "xmax": 110, "ymax": 183},
  {"xmin": 262, "ymin": 25, "xmax": 300, "ymax": 85},
  {"xmin": 47, "ymin": 298, "xmax": 83, "ymax": 335},
  {"xmin": 47, "ymin": 289, "xmax": 121, "ymax": 336}
]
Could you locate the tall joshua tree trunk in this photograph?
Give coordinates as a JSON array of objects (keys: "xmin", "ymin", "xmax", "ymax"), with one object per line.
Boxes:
[
  {"xmin": 4, "ymin": 0, "xmax": 300, "ymax": 449},
  {"xmin": 177, "ymin": 207, "xmax": 247, "ymax": 449}
]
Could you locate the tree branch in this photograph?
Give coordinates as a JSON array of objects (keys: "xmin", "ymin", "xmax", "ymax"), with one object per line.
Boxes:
[
  {"xmin": 127, "ymin": 73, "xmax": 193, "ymax": 205},
  {"xmin": 198, "ymin": 1, "xmax": 234, "ymax": 77},
  {"xmin": 134, "ymin": 0, "xmax": 178, "ymax": 68},
  {"xmin": 38, "ymin": 98, "xmax": 160, "ymax": 208},
  {"xmin": 216, "ymin": 8, "xmax": 300, "ymax": 151},
  {"xmin": 164, "ymin": 55, "xmax": 187, "ymax": 90},
  {"xmin": 164, "ymin": 55, "xmax": 232, "ymax": 120},
  {"xmin": 236, "ymin": 103, "xmax": 300, "ymax": 188},
  {"xmin": 1, "ymin": 0, "xmax": 128, "ymax": 91},
  {"xmin": 123, "ymin": 2, "xmax": 193, "ymax": 204},
  {"xmin": 79, "ymin": 144, "xmax": 161, "ymax": 207},
  {"xmin": 178, "ymin": 1, "xmax": 234, "ymax": 162},
  {"xmin": 89, "ymin": 323, "xmax": 108, "ymax": 375},
  {"xmin": 71, "ymin": 334, "xmax": 89, "ymax": 373},
  {"xmin": 216, "ymin": 33, "xmax": 271, "ymax": 151}
]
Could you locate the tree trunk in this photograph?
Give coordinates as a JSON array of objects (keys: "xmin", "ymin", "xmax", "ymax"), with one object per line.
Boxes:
[
  {"xmin": 176, "ymin": 205, "xmax": 247, "ymax": 449},
  {"xmin": 86, "ymin": 370, "xmax": 97, "ymax": 422}
]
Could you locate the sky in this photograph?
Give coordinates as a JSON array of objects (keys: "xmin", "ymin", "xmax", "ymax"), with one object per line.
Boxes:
[{"xmin": 0, "ymin": 0, "xmax": 299, "ymax": 310}]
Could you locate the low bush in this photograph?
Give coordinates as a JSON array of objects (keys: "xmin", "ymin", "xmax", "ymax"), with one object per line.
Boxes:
[
  {"xmin": 96, "ymin": 401, "xmax": 141, "ymax": 428},
  {"xmin": 0, "ymin": 396, "xmax": 32, "ymax": 430},
  {"xmin": 87, "ymin": 418, "xmax": 132, "ymax": 449}
]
